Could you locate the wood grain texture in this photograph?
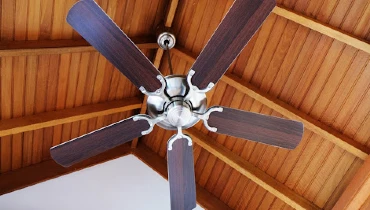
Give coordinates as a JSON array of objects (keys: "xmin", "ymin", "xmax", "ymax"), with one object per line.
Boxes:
[
  {"xmin": 0, "ymin": 144, "xmax": 131, "ymax": 195},
  {"xmin": 164, "ymin": 0, "xmax": 179, "ymax": 28},
  {"xmin": 0, "ymin": 37, "xmax": 158, "ymax": 57},
  {"xmin": 333, "ymin": 156, "xmax": 370, "ymax": 210},
  {"xmin": 1, "ymin": 0, "xmax": 370, "ymax": 208},
  {"xmin": 67, "ymin": 0, "xmax": 163, "ymax": 92},
  {"xmin": 167, "ymin": 136, "xmax": 196, "ymax": 210},
  {"xmin": 133, "ymin": 143, "xmax": 233, "ymax": 210},
  {"xmin": 184, "ymin": 128, "xmax": 320, "ymax": 210},
  {"xmin": 51, "ymin": 115, "xmax": 150, "ymax": 167},
  {"xmin": 221, "ymin": 73, "xmax": 370, "ymax": 160},
  {"xmin": 190, "ymin": 0, "xmax": 275, "ymax": 90},
  {"xmin": 0, "ymin": 97, "xmax": 142, "ymax": 137},
  {"xmin": 208, "ymin": 106, "xmax": 303, "ymax": 149},
  {"xmin": 272, "ymin": 6, "xmax": 370, "ymax": 54},
  {"xmin": 171, "ymin": 47, "xmax": 369, "ymax": 160}
]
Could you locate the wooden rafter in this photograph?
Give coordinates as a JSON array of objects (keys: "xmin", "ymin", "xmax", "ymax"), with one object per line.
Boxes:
[
  {"xmin": 171, "ymin": 47, "xmax": 369, "ymax": 160},
  {"xmin": 184, "ymin": 128, "xmax": 320, "ymax": 210},
  {"xmin": 272, "ymin": 6, "xmax": 370, "ymax": 54},
  {"xmin": 131, "ymin": 0, "xmax": 180, "ymax": 148},
  {"xmin": 0, "ymin": 97, "xmax": 142, "ymax": 137},
  {"xmin": 133, "ymin": 143, "xmax": 233, "ymax": 210},
  {"xmin": 0, "ymin": 144, "xmax": 132, "ymax": 195},
  {"xmin": 0, "ymin": 142, "xmax": 234, "ymax": 209},
  {"xmin": 0, "ymin": 36, "xmax": 158, "ymax": 57},
  {"xmin": 333, "ymin": 156, "xmax": 370, "ymax": 210}
]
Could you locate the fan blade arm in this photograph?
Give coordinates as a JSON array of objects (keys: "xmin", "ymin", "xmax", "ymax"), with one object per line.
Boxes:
[
  {"xmin": 167, "ymin": 134, "xmax": 197, "ymax": 210},
  {"xmin": 67, "ymin": 0, "xmax": 165, "ymax": 94},
  {"xmin": 188, "ymin": 0, "xmax": 275, "ymax": 92},
  {"xmin": 200, "ymin": 106, "xmax": 303, "ymax": 149},
  {"xmin": 50, "ymin": 114, "xmax": 159, "ymax": 167}
]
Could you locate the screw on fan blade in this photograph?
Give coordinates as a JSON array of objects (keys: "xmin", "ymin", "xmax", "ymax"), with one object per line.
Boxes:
[
  {"xmin": 206, "ymin": 106, "xmax": 304, "ymax": 149},
  {"xmin": 50, "ymin": 115, "xmax": 151, "ymax": 167},
  {"xmin": 188, "ymin": 0, "xmax": 275, "ymax": 91},
  {"xmin": 167, "ymin": 134, "xmax": 196, "ymax": 210},
  {"xmin": 67, "ymin": 0, "xmax": 164, "ymax": 93}
]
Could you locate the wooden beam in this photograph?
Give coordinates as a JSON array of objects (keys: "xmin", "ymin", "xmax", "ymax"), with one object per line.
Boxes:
[
  {"xmin": 0, "ymin": 36, "xmax": 158, "ymax": 57},
  {"xmin": 0, "ymin": 97, "xmax": 142, "ymax": 137},
  {"xmin": 171, "ymin": 47, "xmax": 369, "ymax": 160},
  {"xmin": 273, "ymin": 6, "xmax": 370, "ymax": 54},
  {"xmin": 133, "ymin": 143, "xmax": 233, "ymax": 210},
  {"xmin": 131, "ymin": 0, "xmax": 180, "ymax": 148},
  {"xmin": 184, "ymin": 128, "xmax": 320, "ymax": 210},
  {"xmin": 164, "ymin": 0, "xmax": 179, "ymax": 28},
  {"xmin": 221, "ymin": 74, "xmax": 369, "ymax": 159},
  {"xmin": 333, "ymin": 156, "xmax": 370, "ymax": 210},
  {"xmin": 0, "ymin": 144, "xmax": 131, "ymax": 195}
]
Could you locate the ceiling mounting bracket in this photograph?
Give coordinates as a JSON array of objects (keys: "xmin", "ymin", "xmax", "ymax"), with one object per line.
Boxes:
[
  {"xmin": 133, "ymin": 114, "xmax": 166, "ymax": 135},
  {"xmin": 139, "ymin": 75, "xmax": 167, "ymax": 96},
  {"xmin": 157, "ymin": 32, "xmax": 176, "ymax": 50},
  {"xmin": 167, "ymin": 127, "xmax": 192, "ymax": 151},
  {"xmin": 193, "ymin": 107, "xmax": 224, "ymax": 132},
  {"xmin": 186, "ymin": 69, "xmax": 215, "ymax": 93}
]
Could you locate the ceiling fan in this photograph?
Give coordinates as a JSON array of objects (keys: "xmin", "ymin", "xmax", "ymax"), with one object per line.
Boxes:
[{"xmin": 50, "ymin": 0, "xmax": 303, "ymax": 209}]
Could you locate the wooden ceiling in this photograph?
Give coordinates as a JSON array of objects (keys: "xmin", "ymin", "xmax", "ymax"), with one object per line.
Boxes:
[{"xmin": 0, "ymin": 0, "xmax": 370, "ymax": 209}]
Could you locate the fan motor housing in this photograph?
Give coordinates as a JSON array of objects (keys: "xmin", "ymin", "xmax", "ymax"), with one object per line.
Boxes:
[{"xmin": 146, "ymin": 75, "xmax": 207, "ymax": 130}]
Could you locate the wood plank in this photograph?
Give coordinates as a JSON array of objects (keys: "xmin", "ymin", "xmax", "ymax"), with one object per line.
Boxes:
[
  {"xmin": 1, "ymin": 0, "xmax": 14, "ymax": 41},
  {"xmin": 0, "ymin": 37, "xmax": 158, "ymax": 57},
  {"xmin": 11, "ymin": 56, "xmax": 26, "ymax": 170},
  {"xmin": 184, "ymin": 128, "xmax": 320, "ymax": 210},
  {"xmin": 221, "ymin": 74, "xmax": 369, "ymax": 160},
  {"xmin": 23, "ymin": 55, "xmax": 38, "ymax": 167},
  {"xmin": 333, "ymin": 156, "xmax": 370, "ymax": 210},
  {"xmin": 32, "ymin": 54, "xmax": 50, "ymax": 164},
  {"xmin": 133, "ymin": 143, "xmax": 233, "ymax": 210},
  {"xmin": 0, "ymin": 97, "xmax": 143, "ymax": 137},
  {"xmin": 0, "ymin": 144, "xmax": 131, "ymax": 195},
  {"xmin": 1, "ymin": 57, "xmax": 13, "ymax": 173},
  {"xmin": 171, "ymin": 47, "xmax": 369, "ymax": 160},
  {"xmin": 27, "ymin": 0, "xmax": 41, "ymax": 40},
  {"xmin": 42, "ymin": 54, "xmax": 60, "ymax": 160},
  {"xmin": 165, "ymin": 0, "xmax": 179, "ymax": 27},
  {"xmin": 272, "ymin": 6, "xmax": 370, "ymax": 54}
]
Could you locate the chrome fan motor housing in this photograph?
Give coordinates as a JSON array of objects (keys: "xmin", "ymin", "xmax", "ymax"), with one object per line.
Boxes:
[{"xmin": 146, "ymin": 75, "xmax": 207, "ymax": 130}]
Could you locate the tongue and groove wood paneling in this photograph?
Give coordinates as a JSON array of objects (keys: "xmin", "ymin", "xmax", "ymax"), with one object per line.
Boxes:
[
  {"xmin": 143, "ymin": 64, "xmax": 364, "ymax": 209},
  {"xmin": 0, "ymin": 50, "xmax": 155, "ymax": 172},
  {"xmin": 277, "ymin": 0, "xmax": 370, "ymax": 41},
  {"xmin": 1, "ymin": 0, "xmax": 167, "ymax": 41},
  {"xmin": 143, "ymin": 2, "xmax": 369, "ymax": 203},
  {"xmin": 0, "ymin": 0, "xmax": 165, "ymax": 174},
  {"xmin": 1, "ymin": 0, "xmax": 370, "ymax": 209}
]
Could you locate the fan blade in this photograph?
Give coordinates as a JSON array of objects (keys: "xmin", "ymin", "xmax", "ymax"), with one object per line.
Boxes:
[
  {"xmin": 50, "ymin": 116, "xmax": 150, "ymax": 167},
  {"xmin": 67, "ymin": 0, "xmax": 163, "ymax": 92},
  {"xmin": 189, "ymin": 0, "xmax": 275, "ymax": 90},
  {"xmin": 207, "ymin": 107, "xmax": 303, "ymax": 149},
  {"xmin": 167, "ymin": 136, "xmax": 196, "ymax": 210}
]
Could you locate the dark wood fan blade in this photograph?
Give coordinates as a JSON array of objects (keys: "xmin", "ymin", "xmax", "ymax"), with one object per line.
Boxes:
[
  {"xmin": 50, "ymin": 116, "xmax": 150, "ymax": 167},
  {"xmin": 167, "ymin": 136, "xmax": 196, "ymax": 210},
  {"xmin": 207, "ymin": 107, "xmax": 303, "ymax": 149},
  {"xmin": 190, "ymin": 0, "xmax": 275, "ymax": 90},
  {"xmin": 67, "ymin": 0, "xmax": 163, "ymax": 92}
]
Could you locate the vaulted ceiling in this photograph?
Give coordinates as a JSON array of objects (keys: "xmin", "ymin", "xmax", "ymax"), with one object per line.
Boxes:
[{"xmin": 0, "ymin": 0, "xmax": 370, "ymax": 209}]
